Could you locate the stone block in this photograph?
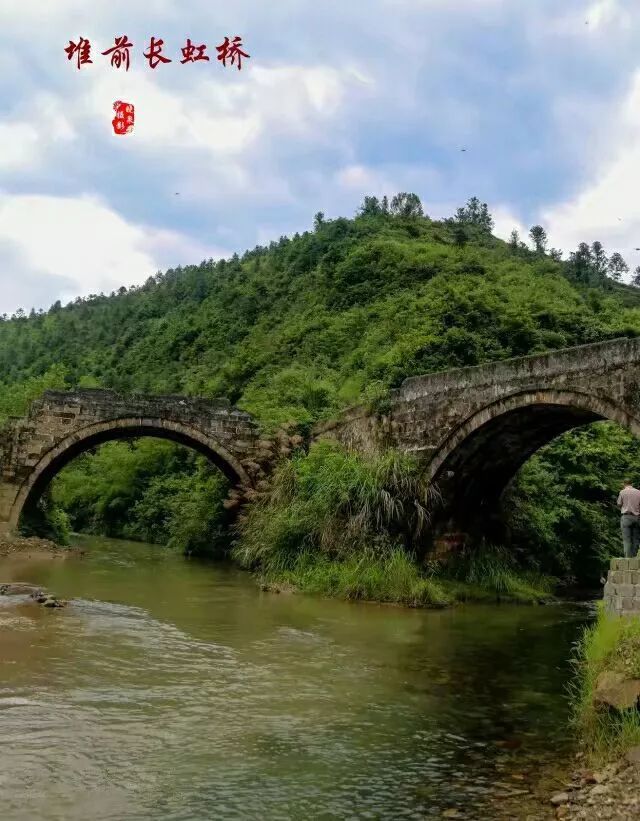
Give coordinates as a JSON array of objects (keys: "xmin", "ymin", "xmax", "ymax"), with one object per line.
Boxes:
[
  {"xmin": 616, "ymin": 584, "xmax": 635, "ymax": 599},
  {"xmin": 610, "ymin": 570, "xmax": 624, "ymax": 585},
  {"xmin": 631, "ymin": 571, "xmax": 640, "ymax": 585},
  {"xmin": 622, "ymin": 598, "xmax": 635, "ymax": 611},
  {"xmin": 603, "ymin": 582, "xmax": 616, "ymax": 598},
  {"xmin": 629, "ymin": 558, "xmax": 640, "ymax": 571}
]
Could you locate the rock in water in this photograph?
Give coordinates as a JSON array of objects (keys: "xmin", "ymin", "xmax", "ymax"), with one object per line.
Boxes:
[
  {"xmin": 42, "ymin": 597, "xmax": 66, "ymax": 608},
  {"xmin": 29, "ymin": 589, "xmax": 67, "ymax": 608}
]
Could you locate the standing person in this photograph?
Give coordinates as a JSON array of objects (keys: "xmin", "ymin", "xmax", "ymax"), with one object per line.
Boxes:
[{"xmin": 617, "ymin": 479, "xmax": 640, "ymax": 558}]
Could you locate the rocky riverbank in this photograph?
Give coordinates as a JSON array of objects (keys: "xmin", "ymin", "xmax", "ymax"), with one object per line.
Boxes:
[
  {"xmin": 549, "ymin": 750, "xmax": 640, "ymax": 819},
  {"xmin": 0, "ymin": 534, "xmax": 77, "ymax": 558}
]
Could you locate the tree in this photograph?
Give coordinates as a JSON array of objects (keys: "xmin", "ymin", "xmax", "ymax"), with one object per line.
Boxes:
[
  {"xmin": 455, "ymin": 196, "xmax": 494, "ymax": 233},
  {"xmin": 632, "ymin": 266, "xmax": 640, "ymax": 287},
  {"xmin": 389, "ymin": 192, "xmax": 424, "ymax": 218},
  {"xmin": 590, "ymin": 242, "xmax": 608, "ymax": 279},
  {"xmin": 452, "ymin": 222, "xmax": 468, "ymax": 247},
  {"xmin": 313, "ymin": 211, "xmax": 325, "ymax": 231},
  {"xmin": 608, "ymin": 252, "xmax": 629, "ymax": 282},
  {"xmin": 529, "ymin": 225, "xmax": 547, "ymax": 254},
  {"xmin": 509, "ymin": 229, "xmax": 520, "ymax": 250},
  {"xmin": 569, "ymin": 242, "xmax": 593, "ymax": 283},
  {"xmin": 358, "ymin": 196, "xmax": 382, "ymax": 218},
  {"xmin": 549, "ymin": 248, "xmax": 563, "ymax": 261}
]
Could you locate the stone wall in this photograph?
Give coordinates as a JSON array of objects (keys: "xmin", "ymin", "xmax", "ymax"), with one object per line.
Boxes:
[{"xmin": 604, "ymin": 558, "xmax": 640, "ymax": 615}]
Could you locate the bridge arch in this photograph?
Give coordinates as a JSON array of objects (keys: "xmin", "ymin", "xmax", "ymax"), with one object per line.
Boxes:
[
  {"xmin": 7, "ymin": 416, "xmax": 252, "ymax": 532},
  {"xmin": 428, "ymin": 389, "xmax": 640, "ymax": 528}
]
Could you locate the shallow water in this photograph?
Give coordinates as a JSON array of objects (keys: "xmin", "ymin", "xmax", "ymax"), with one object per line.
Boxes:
[{"xmin": 0, "ymin": 536, "xmax": 593, "ymax": 820}]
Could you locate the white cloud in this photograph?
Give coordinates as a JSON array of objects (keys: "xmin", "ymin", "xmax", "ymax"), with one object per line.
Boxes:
[
  {"xmin": 0, "ymin": 94, "xmax": 76, "ymax": 172},
  {"xmin": 492, "ymin": 205, "xmax": 528, "ymax": 244},
  {"xmin": 0, "ymin": 123, "xmax": 40, "ymax": 171},
  {"xmin": 0, "ymin": 193, "xmax": 226, "ymax": 312},
  {"xmin": 335, "ymin": 164, "xmax": 393, "ymax": 192},
  {"xmin": 81, "ymin": 63, "xmax": 365, "ymax": 156},
  {"xmin": 541, "ymin": 69, "xmax": 640, "ymax": 273},
  {"xmin": 548, "ymin": 0, "xmax": 631, "ymax": 36},
  {"xmin": 586, "ymin": 0, "xmax": 626, "ymax": 29}
]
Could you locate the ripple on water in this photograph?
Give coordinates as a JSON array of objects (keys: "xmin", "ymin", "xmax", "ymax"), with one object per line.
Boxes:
[{"xmin": 0, "ymin": 539, "xmax": 592, "ymax": 820}]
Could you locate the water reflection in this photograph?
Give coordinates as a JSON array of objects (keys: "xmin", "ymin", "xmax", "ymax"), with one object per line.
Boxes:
[{"xmin": 0, "ymin": 536, "xmax": 592, "ymax": 820}]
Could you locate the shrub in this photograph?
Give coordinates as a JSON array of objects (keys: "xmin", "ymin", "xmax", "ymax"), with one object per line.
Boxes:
[{"xmin": 234, "ymin": 440, "xmax": 438, "ymax": 572}]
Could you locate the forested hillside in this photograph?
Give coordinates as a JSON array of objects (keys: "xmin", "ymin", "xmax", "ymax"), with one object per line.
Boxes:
[{"xmin": 2, "ymin": 195, "xmax": 640, "ymax": 582}]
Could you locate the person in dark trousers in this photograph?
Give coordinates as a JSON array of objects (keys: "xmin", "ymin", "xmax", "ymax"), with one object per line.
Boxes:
[{"xmin": 617, "ymin": 479, "xmax": 640, "ymax": 558}]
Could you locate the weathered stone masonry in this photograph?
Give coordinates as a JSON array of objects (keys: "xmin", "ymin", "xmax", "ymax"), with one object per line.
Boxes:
[
  {"xmin": 0, "ymin": 389, "xmax": 273, "ymax": 536},
  {"xmin": 604, "ymin": 558, "xmax": 640, "ymax": 616}
]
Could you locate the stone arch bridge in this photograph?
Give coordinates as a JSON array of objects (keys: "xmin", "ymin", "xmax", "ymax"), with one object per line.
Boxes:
[
  {"xmin": 317, "ymin": 336, "xmax": 640, "ymax": 540},
  {"xmin": 3, "ymin": 337, "xmax": 640, "ymax": 541},
  {"xmin": 0, "ymin": 390, "xmax": 277, "ymax": 536}
]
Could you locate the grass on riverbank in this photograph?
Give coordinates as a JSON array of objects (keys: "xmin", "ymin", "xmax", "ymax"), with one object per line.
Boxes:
[
  {"xmin": 571, "ymin": 606, "xmax": 640, "ymax": 760},
  {"xmin": 259, "ymin": 545, "xmax": 556, "ymax": 608},
  {"xmin": 236, "ymin": 440, "xmax": 556, "ymax": 608},
  {"xmin": 432, "ymin": 543, "xmax": 556, "ymax": 604},
  {"xmin": 262, "ymin": 549, "xmax": 452, "ymax": 607}
]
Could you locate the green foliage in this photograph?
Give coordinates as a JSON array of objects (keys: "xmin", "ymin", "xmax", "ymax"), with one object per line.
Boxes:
[
  {"xmin": 454, "ymin": 196, "xmax": 494, "ymax": 234},
  {"xmin": 20, "ymin": 488, "xmax": 71, "ymax": 545},
  {"xmin": 273, "ymin": 549, "xmax": 451, "ymax": 607},
  {"xmin": 571, "ymin": 606, "xmax": 640, "ymax": 759},
  {"xmin": 506, "ymin": 422, "xmax": 640, "ymax": 585},
  {"xmin": 51, "ymin": 439, "xmax": 230, "ymax": 556},
  {"xmin": 234, "ymin": 440, "xmax": 436, "ymax": 571},
  {"xmin": 0, "ymin": 364, "xmax": 67, "ymax": 424},
  {"xmin": 529, "ymin": 225, "xmax": 548, "ymax": 254},
  {"xmin": 432, "ymin": 543, "xmax": 556, "ymax": 603}
]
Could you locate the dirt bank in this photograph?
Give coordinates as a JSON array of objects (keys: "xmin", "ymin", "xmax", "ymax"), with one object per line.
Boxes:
[{"xmin": 0, "ymin": 535, "xmax": 78, "ymax": 560}]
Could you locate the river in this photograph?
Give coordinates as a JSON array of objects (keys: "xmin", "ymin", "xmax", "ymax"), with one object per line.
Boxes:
[{"xmin": 0, "ymin": 536, "xmax": 593, "ymax": 820}]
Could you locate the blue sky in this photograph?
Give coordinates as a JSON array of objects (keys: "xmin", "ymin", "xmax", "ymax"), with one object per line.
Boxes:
[{"xmin": 1, "ymin": 0, "xmax": 639, "ymax": 313}]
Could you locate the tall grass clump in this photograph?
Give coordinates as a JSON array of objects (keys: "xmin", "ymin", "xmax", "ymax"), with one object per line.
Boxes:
[
  {"xmin": 434, "ymin": 543, "xmax": 556, "ymax": 603},
  {"xmin": 571, "ymin": 606, "xmax": 640, "ymax": 759},
  {"xmin": 279, "ymin": 549, "xmax": 451, "ymax": 607},
  {"xmin": 233, "ymin": 440, "xmax": 446, "ymax": 605}
]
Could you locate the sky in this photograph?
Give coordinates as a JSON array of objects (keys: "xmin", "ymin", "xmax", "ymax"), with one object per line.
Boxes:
[{"xmin": 1, "ymin": 0, "xmax": 640, "ymax": 314}]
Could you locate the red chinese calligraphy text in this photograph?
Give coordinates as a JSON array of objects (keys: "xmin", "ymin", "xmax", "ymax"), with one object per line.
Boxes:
[
  {"xmin": 216, "ymin": 36, "xmax": 250, "ymax": 70},
  {"xmin": 144, "ymin": 37, "xmax": 172, "ymax": 69},
  {"xmin": 180, "ymin": 39, "xmax": 210, "ymax": 64},
  {"xmin": 102, "ymin": 35, "xmax": 133, "ymax": 71},
  {"xmin": 64, "ymin": 37, "xmax": 93, "ymax": 69}
]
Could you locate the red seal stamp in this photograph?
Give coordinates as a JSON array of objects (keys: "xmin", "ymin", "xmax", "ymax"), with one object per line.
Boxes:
[{"xmin": 112, "ymin": 101, "xmax": 134, "ymax": 135}]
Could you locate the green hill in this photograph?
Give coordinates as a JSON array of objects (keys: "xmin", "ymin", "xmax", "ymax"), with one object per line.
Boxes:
[{"xmin": 2, "ymin": 195, "xmax": 640, "ymax": 588}]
